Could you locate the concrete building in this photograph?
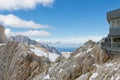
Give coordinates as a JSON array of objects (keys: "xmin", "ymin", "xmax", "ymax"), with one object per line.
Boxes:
[
  {"xmin": 101, "ymin": 9, "xmax": 120, "ymax": 52},
  {"xmin": 0, "ymin": 24, "xmax": 6, "ymax": 43}
]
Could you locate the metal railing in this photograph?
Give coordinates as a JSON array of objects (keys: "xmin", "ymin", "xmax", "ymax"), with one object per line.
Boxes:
[
  {"xmin": 109, "ymin": 27, "xmax": 120, "ymax": 36},
  {"xmin": 101, "ymin": 42, "xmax": 120, "ymax": 51}
]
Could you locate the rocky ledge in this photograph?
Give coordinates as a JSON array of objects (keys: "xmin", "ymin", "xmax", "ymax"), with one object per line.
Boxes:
[{"xmin": 0, "ymin": 40, "xmax": 120, "ymax": 80}]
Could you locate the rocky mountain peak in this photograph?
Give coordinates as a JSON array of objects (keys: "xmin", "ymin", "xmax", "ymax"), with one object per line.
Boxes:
[
  {"xmin": 8, "ymin": 35, "xmax": 60, "ymax": 55},
  {"xmin": 84, "ymin": 40, "xmax": 96, "ymax": 46}
]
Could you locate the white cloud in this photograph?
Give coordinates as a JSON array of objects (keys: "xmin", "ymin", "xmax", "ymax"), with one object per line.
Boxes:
[
  {"xmin": 5, "ymin": 28, "xmax": 51, "ymax": 37},
  {"xmin": 36, "ymin": 36, "xmax": 103, "ymax": 44},
  {"xmin": 0, "ymin": 14, "xmax": 51, "ymax": 29},
  {"xmin": 0, "ymin": 0, "xmax": 55, "ymax": 11}
]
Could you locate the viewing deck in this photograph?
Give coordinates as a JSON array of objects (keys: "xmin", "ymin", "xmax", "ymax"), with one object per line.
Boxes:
[
  {"xmin": 109, "ymin": 27, "xmax": 120, "ymax": 36},
  {"xmin": 101, "ymin": 42, "xmax": 120, "ymax": 51}
]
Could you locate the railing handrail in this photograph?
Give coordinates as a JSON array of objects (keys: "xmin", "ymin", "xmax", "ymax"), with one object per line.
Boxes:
[{"xmin": 101, "ymin": 42, "xmax": 120, "ymax": 51}]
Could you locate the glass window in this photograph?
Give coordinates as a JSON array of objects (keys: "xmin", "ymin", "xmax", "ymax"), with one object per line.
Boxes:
[{"xmin": 110, "ymin": 18, "xmax": 120, "ymax": 27}]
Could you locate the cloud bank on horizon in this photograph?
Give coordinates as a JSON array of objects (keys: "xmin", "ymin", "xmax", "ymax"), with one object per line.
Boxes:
[
  {"xmin": 36, "ymin": 35, "xmax": 103, "ymax": 44},
  {"xmin": 0, "ymin": 0, "xmax": 55, "ymax": 10}
]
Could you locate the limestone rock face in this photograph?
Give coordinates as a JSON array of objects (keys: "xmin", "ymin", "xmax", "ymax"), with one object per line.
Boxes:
[
  {"xmin": 0, "ymin": 40, "xmax": 120, "ymax": 80},
  {"xmin": 8, "ymin": 35, "xmax": 60, "ymax": 55},
  {"xmin": 0, "ymin": 24, "xmax": 6, "ymax": 43},
  {"xmin": 33, "ymin": 40, "xmax": 109, "ymax": 80},
  {"xmin": 0, "ymin": 41, "xmax": 48, "ymax": 80}
]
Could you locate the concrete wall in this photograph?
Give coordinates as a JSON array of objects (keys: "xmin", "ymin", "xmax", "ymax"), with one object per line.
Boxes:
[{"xmin": 107, "ymin": 9, "xmax": 120, "ymax": 22}]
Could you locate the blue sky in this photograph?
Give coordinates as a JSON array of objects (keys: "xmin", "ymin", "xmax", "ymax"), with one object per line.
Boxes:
[{"xmin": 0, "ymin": 0, "xmax": 120, "ymax": 47}]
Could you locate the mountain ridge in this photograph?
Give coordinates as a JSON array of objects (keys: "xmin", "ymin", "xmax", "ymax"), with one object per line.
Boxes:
[
  {"xmin": 8, "ymin": 35, "xmax": 60, "ymax": 55},
  {"xmin": 0, "ymin": 40, "xmax": 120, "ymax": 80}
]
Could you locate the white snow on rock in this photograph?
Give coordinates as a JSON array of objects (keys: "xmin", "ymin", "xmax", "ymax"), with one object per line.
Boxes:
[
  {"xmin": 93, "ymin": 64, "xmax": 100, "ymax": 68},
  {"xmin": 59, "ymin": 68, "xmax": 63, "ymax": 73},
  {"xmin": 105, "ymin": 63, "xmax": 113, "ymax": 68},
  {"xmin": 43, "ymin": 74, "xmax": 50, "ymax": 80},
  {"xmin": 74, "ymin": 53, "xmax": 81, "ymax": 57},
  {"xmin": 89, "ymin": 72, "xmax": 98, "ymax": 80},
  {"xmin": 30, "ymin": 45, "xmax": 60, "ymax": 62},
  {"xmin": 76, "ymin": 74, "xmax": 86, "ymax": 80},
  {"xmin": 30, "ymin": 46, "xmax": 47, "ymax": 57},
  {"xmin": 76, "ymin": 72, "xmax": 89, "ymax": 80},
  {"xmin": 49, "ymin": 52, "xmax": 60, "ymax": 62},
  {"xmin": 0, "ymin": 43, "xmax": 5, "ymax": 46},
  {"xmin": 61, "ymin": 52, "xmax": 71, "ymax": 59},
  {"xmin": 73, "ymin": 64, "xmax": 76, "ymax": 68},
  {"xmin": 114, "ymin": 67, "xmax": 118, "ymax": 71},
  {"xmin": 91, "ymin": 55, "xmax": 94, "ymax": 57},
  {"xmin": 116, "ymin": 76, "xmax": 120, "ymax": 80},
  {"xmin": 87, "ymin": 48, "xmax": 93, "ymax": 53},
  {"xmin": 110, "ymin": 76, "xmax": 114, "ymax": 80}
]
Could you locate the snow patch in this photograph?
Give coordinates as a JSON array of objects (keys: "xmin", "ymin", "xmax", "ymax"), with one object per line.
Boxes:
[
  {"xmin": 59, "ymin": 68, "xmax": 63, "ymax": 73},
  {"xmin": 87, "ymin": 48, "xmax": 93, "ymax": 53},
  {"xmin": 89, "ymin": 72, "xmax": 98, "ymax": 80},
  {"xmin": 76, "ymin": 72, "xmax": 89, "ymax": 80},
  {"xmin": 74, "ymin": 53, "xmax": 81, "ymax": 57},
  {"xmin": 61, "ymin": 52, "xmax": 71, "ymax": 59},
  {"xmin": 30, "ymin": 46, "xmax": 47, "ymax": 57},
  {"xmin": 105, "ymin": 63, "xmax": 113, "ymax": 68},
  {"xmin": 91, "ymin": 55, "xmax": 94, "ymax": 57},
  {"xmin": 110, "ymin": 76, "xmax": 114, "ymax": 80},
  {"xmin": 43, "ymin": 75, "xmax": 50, "ymax": 80},
  {"xmin": 77, "ymin": 74, "xmax": 86, "ymax": 80},
  {"xmin": 93, "ymin": 64, "xmax": 100, "ymax": 68},
  {"xmin": 63, "ymin": 61, "xmax": 67, "ymax": 64},
  {"xmin": 73, "ymin": 64, "xmax": 76, "ymax": 68},
  {"xmin": 116, "ymin": 76, "xmax": 120, "ymax": 80},
  {"xmin": 0, "ymin": 43, "xmax": 5, "ymax": 46},
  {"xmin": 30, "ymin": 45, "xmax": 59, "ymax": 62},
  {"xmin": 114, "ymin": 67, "xmax": 118, "ymax": 71},
  {"xmin": 49, "ymin": 53, "xmax": 60, "ymax": 62}
]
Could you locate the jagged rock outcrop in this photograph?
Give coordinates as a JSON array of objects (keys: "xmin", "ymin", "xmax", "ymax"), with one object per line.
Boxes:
[
  {"xmin": 0, "ymin": 24, "xmax": 6, "ymax": 43},
  {"xmin": 32, "ymin": 40, "xmax": 109, "ymax": 80},
  {"xmin": 0, "ymin": 40, "xmax": 120, "ymax": 80},
  {"xmin": 0, "ymin": 41, "xmax": 50, "ymax": 80}
]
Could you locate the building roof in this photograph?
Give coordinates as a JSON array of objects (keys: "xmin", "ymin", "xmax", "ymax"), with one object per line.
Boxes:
[{"xmin": 107, "ymin": 9, "xmax": 120, "ymax": 22}]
